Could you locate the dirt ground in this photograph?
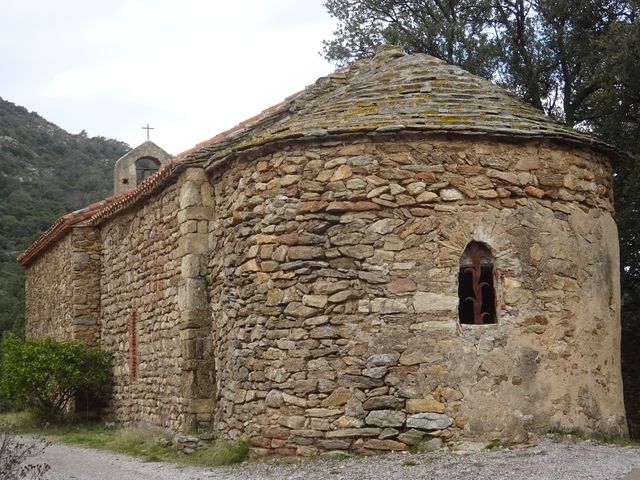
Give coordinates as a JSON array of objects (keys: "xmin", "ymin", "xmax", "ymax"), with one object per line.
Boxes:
[{"xmin": 30, "ymin": 436, "xmax": 640, "ymax": 480}]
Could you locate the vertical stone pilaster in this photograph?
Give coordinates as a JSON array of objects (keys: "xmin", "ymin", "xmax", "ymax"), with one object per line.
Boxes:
[
  {"xmin": 176, "ymin": 167, "xmax": 215, "ymax": 431},
  {"xmin": 70, "ymin": 226, "xmax": 101, "ymax": 346}
]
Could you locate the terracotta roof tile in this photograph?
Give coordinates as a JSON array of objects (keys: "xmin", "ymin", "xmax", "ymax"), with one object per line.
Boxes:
[
  {"xmin": 87, "ymin": 159, "xmax": 179, "ymax": 224},
  {"xmin": 18, "ymin": 160, "xmax": 180, "ymax": 266},
  {"xmin": 17, "ymin": 200, "xmax": 107, "ymax": 266}
]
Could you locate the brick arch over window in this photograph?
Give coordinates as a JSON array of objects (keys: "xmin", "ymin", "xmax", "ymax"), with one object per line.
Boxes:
[{"xmin": 458, "ymin": 241, "xmax": 497, "ymax": 325}]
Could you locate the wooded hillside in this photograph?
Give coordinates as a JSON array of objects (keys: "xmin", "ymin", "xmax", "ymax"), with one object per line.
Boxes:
[{"xmin": 0, "ymin": 97, "xmax": 129, "ymax": 334}]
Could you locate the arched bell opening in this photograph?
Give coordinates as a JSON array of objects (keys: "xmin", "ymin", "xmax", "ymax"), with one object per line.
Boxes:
[{"xmin": 135, "ymin": 157, "xmax": 161, "ymax": 184}]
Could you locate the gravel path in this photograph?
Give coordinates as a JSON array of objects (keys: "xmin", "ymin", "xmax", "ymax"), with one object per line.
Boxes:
[{"xmin": 32, "ymin": 437, "xmax": 640, "ymax": 480}]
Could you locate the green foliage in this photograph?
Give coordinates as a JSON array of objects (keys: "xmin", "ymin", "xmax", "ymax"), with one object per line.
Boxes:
[
  {"xmin": 0, "ymin": 336, "xmax": 19, "ymax": 413},
  {"xmin": 0, "ymin": 97, "xmax": 128, "ymax": 337},
  {"xmin": 0, "ymin": 335, "xmax": 111, "ymax": 423},
  {"xmin": 484, "ymin": 438, "xmax": 502, "ymax": 450},
  {"xmin": 189, "ymin": 441, "xmax": 249, "ymax": 466},
  {"xmin": 323, "ymin": 1, "xmax": 635, "ymax": 126},
  {"xmin": 323, "ymin": 0, "xmax": 498, "ymax": 77},
  {"xmin": 0, "ymin": 262, "xmax": 24, "ymax": 339}
]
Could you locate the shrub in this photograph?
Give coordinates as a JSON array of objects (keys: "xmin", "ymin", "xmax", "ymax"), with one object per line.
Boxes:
[
  {"xmin": 0, "ymin": 339, "xmax": 19, "ymax": 414},
  {"xmin": 0, "ymin": 335, "xmax": 111, "ymax": 423},
  {"xmin": 0, "ymin": 430, "xmax": 50, "ymax": 480}
]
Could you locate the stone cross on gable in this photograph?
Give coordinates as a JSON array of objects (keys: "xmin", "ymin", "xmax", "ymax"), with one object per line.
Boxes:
[{"xmin": 142, "ymin": 123, "xmax": 154, "ymax": 140}]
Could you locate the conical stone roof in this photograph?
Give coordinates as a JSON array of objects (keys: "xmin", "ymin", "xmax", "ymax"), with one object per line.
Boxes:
[{"xmin": 187, "ymin": 45, "xmax": 618, "ymax": 168}]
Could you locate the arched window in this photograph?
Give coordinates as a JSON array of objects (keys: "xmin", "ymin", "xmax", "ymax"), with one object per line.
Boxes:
[
  {"xmin": 458, "ymin": 241, "xmax": 496, "ymax": 325},
  {"xmin": 135, "ymin": 157, "xmax": 161, "ymax": 184}
]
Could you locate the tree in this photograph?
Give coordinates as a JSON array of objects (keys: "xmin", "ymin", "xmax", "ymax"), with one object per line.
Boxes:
[
  {"xmin": 0, "ymin": 335, "xmax": 111, "ymax": 423},
  {"xmin": 323, "ymin": 1, "xmax": 634, "ymax": 126},
  {"xmin": 323, "ymin": 0, "xmax": 498, "ymax": 78}
]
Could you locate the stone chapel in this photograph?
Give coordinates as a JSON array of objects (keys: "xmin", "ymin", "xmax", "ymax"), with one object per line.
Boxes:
[{"xmin": 18, "ymin": 46, "xmax": 627, "ymax": 454}]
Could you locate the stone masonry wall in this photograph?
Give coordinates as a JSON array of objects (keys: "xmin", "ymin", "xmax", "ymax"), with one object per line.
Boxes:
[
  {"xmin": 70, "ymin": 226, "xmax": 101, "ymax": 346},
  {"xmin": 25, "ymin": 234, "xmax": 74, "ymax": 340},
  {"xmin": 100, "ymin": 182, "xmax": 186, "ymax": 430},
  {"xmin": 24, "ymin": 226, "xmax": 101, "ymax": 345},
  {"xmin": 207, "ymin": 134, "xmax": 625, "ymax": 455}
]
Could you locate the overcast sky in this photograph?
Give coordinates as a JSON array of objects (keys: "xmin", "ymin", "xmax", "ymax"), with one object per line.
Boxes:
[{"xmin": 1, "ymin": 0, "xmax": 338, "ymax": 155}]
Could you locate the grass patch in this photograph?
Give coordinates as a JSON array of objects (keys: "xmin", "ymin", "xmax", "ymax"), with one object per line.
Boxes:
[
  {"xmin": 182, "ymin": 441, "xmax": 249, "ymax": 466},
  {"xmin": 334, "ymin": 452, "xmax": 350, "ymax": 461},
  {"xmin": 0, "ymin": 413, "xmax": 249, "ymax": 466},
  {"xmin": 40, "ymin": 424, "xmax": 169, "ymax": 462},
  {"xmin": 102, "ymin": 427, "xmax": 169, "ymax": 461},
  {"xmin": 597, "ymin": 434, "xmax": 640, "ymax": 447},
  {"xmin": 484, "ymin": 439, "xmax": 502, "ymax": 450},
  {"xmin": 408, "ymin": 441, "xmax": 427, "ymax": 454},
  {"xmin": 545, "ymin": 425, "xmax": 583, "ymax": 443},
  {"xmin": 402, "ymin": 459, "xmax": 418, "ymax": 466},
  {"xmin": 51, "ymin": 423, "xmax": 120, "ymax": 449},
  {"xmin": 0, "ymin": 411, "xmax": 38, "ymax": 431}
]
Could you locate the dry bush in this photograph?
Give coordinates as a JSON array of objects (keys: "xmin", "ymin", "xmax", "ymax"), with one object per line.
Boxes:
[{"xmin": 0, "ymin": 431, "xmax": 50, "ymax": 480}]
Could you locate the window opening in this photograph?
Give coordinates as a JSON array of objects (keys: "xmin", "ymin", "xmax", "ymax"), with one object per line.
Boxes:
[
  {"xmin": 135, "ymin": 157, "xmax": 160, "ymax": 184},
  {"xmin": 458, "ymin": 241, "xmax": 496, "ymax": 325}
]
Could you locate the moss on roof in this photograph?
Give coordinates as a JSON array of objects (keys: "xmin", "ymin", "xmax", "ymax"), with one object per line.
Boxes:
[{"xmin": 184, "ymin": 45, "xmax": 618, "ymax": 168}]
